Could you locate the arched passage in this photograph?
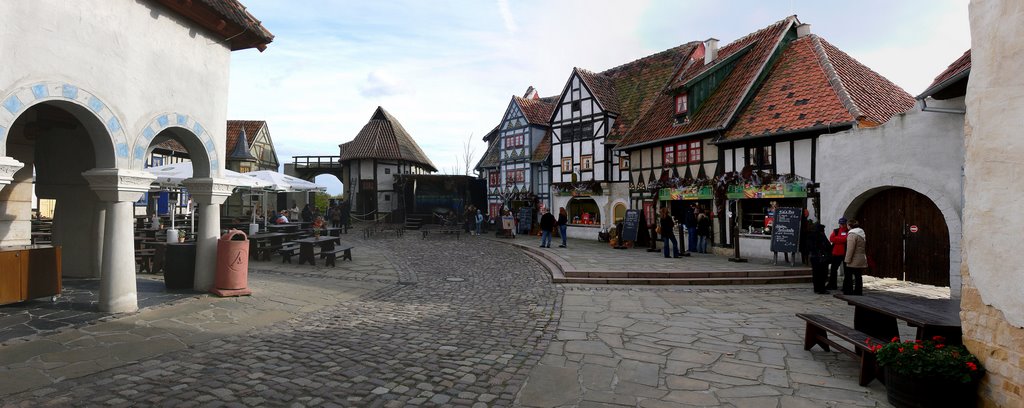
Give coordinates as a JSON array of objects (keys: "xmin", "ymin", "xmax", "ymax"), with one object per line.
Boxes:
[{"xmin": 846, "ymin": 187, "xmax": 951, "ymax": 287}]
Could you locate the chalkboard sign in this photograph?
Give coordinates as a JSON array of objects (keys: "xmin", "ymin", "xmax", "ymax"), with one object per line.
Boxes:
[
  {"xmin": 501, "ymin": 216, "xmax": 515, "ymax": 230},
  {"xmin": 518, "ymin": 207, "xmax": 533, "ymax": 234},
  {"xmin": 770, "ymin": 207, "xmax": 802, "ymax": 253},
  {"xmin": 621, "ymin": 209, "xmax": 641, "ymax": 241}
]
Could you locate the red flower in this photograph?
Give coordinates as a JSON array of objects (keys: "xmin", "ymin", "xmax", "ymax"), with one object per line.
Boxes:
[
  {"xmin": 913, "ymin": 344, "xmax": 921, "ymax": 351},
  {"xmin": 915, "ymin": 339, "xmax": 922, "ymax": 344},
  {"xmin": 932, "ymin": 335, "xmax": 945, "ymax": 343},
  {"xmin": 891, "ymin": 336, "xmax": 900, "ymax": 343},
  {"xmin": 898, "ymin": 347, "xmax": 905, "ymax": 353},
  {"xmin": 936, "ymin": 344, "xmax": 945, "ymax": 349},
  {"xmin": 966, "ymin": 362, "xmax": 978, "ymax": 371}
]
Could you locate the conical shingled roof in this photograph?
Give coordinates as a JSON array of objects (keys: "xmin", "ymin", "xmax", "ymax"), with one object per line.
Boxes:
[
  {"xmin": 339, "ymin": 107, "xmax": 437, "ymax": 172},
  {"xmin": 228, "ymin": 126, "xmax": 257, "ymax": 161}
]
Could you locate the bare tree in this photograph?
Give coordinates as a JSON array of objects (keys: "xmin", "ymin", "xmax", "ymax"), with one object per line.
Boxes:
[{"xmin": 461, "ymin": 132, "xmax": 477, "ymax": 176}]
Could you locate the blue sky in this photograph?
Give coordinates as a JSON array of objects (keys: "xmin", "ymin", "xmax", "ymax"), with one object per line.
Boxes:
[{"xmin": 228, "ymin": 0, "xmax": 970, "ymax": 195}]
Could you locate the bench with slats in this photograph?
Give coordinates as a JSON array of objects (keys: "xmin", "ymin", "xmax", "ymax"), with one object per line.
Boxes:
[
  {"xmin": 796, "ymin": 313, "xmax": 885, "ymax": 386},
  {"xmin": 135, "ymin": 249, "xmax": 156, "ymax": 273},
  {"xmin": 323, "ymin": 246, "xmax": 354, "ymax": 267},
  {"xmin": 278, "ymin": 244, "xmax": 300, "ymax": 264}
]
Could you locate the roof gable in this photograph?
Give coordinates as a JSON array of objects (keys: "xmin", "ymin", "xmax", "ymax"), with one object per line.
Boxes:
[
  {"xmin": 339, "ymin": 107, "xmax": 437, "ymax": 172},
  {"xmin": 513, "ymin": 95, "xmax": 557, "ymax": 126},
  {"xmin": 918, "ymin": 49, "xmax": 971, "ymax": 99}
]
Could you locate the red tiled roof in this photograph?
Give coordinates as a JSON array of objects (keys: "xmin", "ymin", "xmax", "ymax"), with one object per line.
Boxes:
[
  {"xmin": 817, "ymin": 38, "xmax": 914, "ymax": 127},
  {"xmin": 226, "ymin": 120, "xmax": 264, "ymax": 158},
  {"xmin": 576, "ymin": 68, "xmax": 621, "ymax": 114},
  {"xmin": 618, "ymin": 17, "xmax": 797, "ymax": 149},
  {"xmin": 153, "ymin": 0, "xmax": 274, "ymax": 51},
  {"xmin": 603, "ymin": 43, "xmax": 701, "ymax": 141},
  {"xmin": 475, "ymin": 133, "xmax": 501, "ymax": 170},
  {"xmin": 515, "ymin": 95, "xmax": 557, "ymax": 126},
  {"xmin": 339, "ymin": 107, "xmax": 437, "ymax": 172},
  {"xmin": 918, "ymin": 49, "xmax": 971, "ymax": 99},
  {"xmin": 531, "ymin": 130, "xmax": 552, "ymax": 163},
  {"xmin": 154, "ymin": 139, "xmax": 187, "ymax": 154}
]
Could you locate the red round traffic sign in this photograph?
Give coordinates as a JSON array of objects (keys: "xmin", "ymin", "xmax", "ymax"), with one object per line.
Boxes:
[{"xmin": 909, "ymin": 225, "xmax": 919, "ymax": 233}]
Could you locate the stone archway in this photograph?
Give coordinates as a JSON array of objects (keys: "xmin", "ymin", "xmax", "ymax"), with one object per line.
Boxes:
[{"xmin": 132, "ymin": 113, "xmax": 219, "ymax": 177}]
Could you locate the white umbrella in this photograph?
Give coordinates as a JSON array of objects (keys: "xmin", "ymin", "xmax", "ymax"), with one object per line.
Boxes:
[
  {"xmin": 244, "ymin": 170, "xmax": 325, "ymax": 192},
  {"xmin": 145, "ymin": 162, "xmax": 269, "ymax": 189}
]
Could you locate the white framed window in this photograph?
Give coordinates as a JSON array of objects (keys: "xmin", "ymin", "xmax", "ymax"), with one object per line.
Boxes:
[{"xmin": 675, "ymin": 94, "xmax": 688, "ymax": 115}]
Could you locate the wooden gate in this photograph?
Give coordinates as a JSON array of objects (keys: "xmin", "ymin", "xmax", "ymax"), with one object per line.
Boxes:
[{"xmin": 855, "ymin": 187, "xmax": 950, "ymax": 286}]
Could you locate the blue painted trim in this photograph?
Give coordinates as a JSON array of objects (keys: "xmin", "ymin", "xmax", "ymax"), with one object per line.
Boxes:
[
  {"xmin": 116, "ymin": 142, "xmax": 129, "ymax": 158},
  {"xmin": 134, "ymin": 146, "xmax": 146, "ymax": 160},
  {"xmin": 87, "ymin": 96, "xmax": 104, "ymax": 113},
  {"xmin": 157, "ymin": 115, "xmax": 169, "ymax": 128},
  {"xmin": 192, "ymin": 123, "xmax": 204, "ymax": 137},
  {"xmin": 3, "ymin": 95, "xmax": 23, "ymax": 114},
  {"xmin": 176, "ymin": 114, "xmax": 187, "ymax": 125},
  {"xmin": 31, "ymin": 84, "xmax": 48, "ymax": 100},
  {"xmin": 107, "ymin": 117, "xmax": 121, "ymax": 133},
  {"xmin": 143, "ymin": 127, "xmax": 155, "ymax": 140},
  {"xmin": 61, "ymin": 84, "xmax": 78, "ymax": 100}
]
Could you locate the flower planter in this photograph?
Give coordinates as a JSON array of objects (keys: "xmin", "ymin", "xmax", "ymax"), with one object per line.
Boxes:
[{"xmin": 884, "ymin": 366, "xmax": 981, "ymax": 408}]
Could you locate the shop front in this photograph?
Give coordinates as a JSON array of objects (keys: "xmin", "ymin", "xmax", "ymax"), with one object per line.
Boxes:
[
  {"xmin": 551, "ymin": 181, "xmax": 613, "ymax": 240},
  {"xmin": 726, "ymin": 180, "xmax": 810, "ymax": 260}
]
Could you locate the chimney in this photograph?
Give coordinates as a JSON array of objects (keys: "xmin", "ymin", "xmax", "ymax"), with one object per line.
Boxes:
[
  {"xmin": 704, "ymin": 38, "xmax": 719, "ymax": 65},
  {"xmin": 523, "ymin": 86, "xmax": 538, "ymax": 99},
  {"xmin": 797, "ymin": 23, "xmax": 812, "ymax": 38}
]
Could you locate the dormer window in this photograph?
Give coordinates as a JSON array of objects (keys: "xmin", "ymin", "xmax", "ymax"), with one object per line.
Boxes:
[{"xmin": 674, "ymin": 94, "xmax": 689, "ymax": 115}]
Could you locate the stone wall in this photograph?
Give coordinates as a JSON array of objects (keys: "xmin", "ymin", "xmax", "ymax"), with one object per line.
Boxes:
[{"xmin": 963, "ymin": 1, "xmax": 1024, "ymax": 405}]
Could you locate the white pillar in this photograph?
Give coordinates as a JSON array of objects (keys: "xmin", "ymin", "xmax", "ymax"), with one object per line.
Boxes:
[
  {"xmin": 98, "ymin": 201, "xmax": 136, "ymax": 312},
  {"xmin": 182, "ymin": 178, "xmax": 234, "ymax": 292},
  {"xmin": 93, "ymin": 204, "xmax": 106, "ymax": 278},
  {"xmin": 83, "ymin": 168, "xmax": 156, "ymax": 313},
  {"xmin": 0, "ymin": 156, "xmax": 25, "ymax": 192}
]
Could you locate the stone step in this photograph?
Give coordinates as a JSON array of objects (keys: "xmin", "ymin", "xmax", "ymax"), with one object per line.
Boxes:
[
  {"xmin": 553, "ymin": 274, "xmax": 812, "ymax": 285},
  {"xmin": 563, "ymin": 269, "xmax": 810, "ymax": 279}
]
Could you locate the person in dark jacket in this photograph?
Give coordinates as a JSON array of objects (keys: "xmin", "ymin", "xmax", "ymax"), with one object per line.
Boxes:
[
  {"xmin": 539, "ymin": 208, "xmax": 556, "ymax": 248},
  {"xmin": 301, "ymin": 204, "xmax": 313, "ymax": 223},
  {"xmin": 696, "ymin": 208, "xmax": 712, "ymax": 254},
  {"xmin": 809, "ymin": 223, "xmax": 833, "ymax": 294},
  {"xmin": 557, "ymin": 207, "xmax": 568, "ymax": 248},
  {"xmin": 660, "ymin": 207, "xmax": 681, "ymax": 258},
  {"xmin": 684, "ymin": 204, "xmax": 698, "ymax": 252}
]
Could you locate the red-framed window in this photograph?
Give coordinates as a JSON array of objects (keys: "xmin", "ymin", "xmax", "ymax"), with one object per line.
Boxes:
[
  {"xmin": 504, "ymin": 134, "xmax": 525, "ymax": 149},
  {"xmin": 488, "ymin": 171, "xmax": 500, "ymax": 186},
  {"xmin": 674, "ymin": 94, "xmax": 688, "ymax": 115},
  {"xmin": 489, "ymin": 203, "xmax": 502, "ymax": 218},
  {"xmin": 663, "ymin": 145, "xmax": 675, "ymax": 166},
  {"xmin": 505, "ymin": 169, "xmax": 525, "ymax": 184},
  {"xmin": 688, "ymin": 140, "xmax": 702, "ymax": 163}
]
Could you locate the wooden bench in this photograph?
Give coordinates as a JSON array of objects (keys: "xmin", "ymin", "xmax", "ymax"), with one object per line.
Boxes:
[
  {"xmin": 796, "ymin": 313, "xmax": 885, "ymax": 386},
  {"xmin": 278, "ymin": 244, "xmax": 300, "ymax": 264},
  {"xmin": 135, "ymin": 249, "xmax": 156, "ymax": 273},
  {"xmin": 324, "ymin": 246, "xmax": 354, "ymax": 267}
]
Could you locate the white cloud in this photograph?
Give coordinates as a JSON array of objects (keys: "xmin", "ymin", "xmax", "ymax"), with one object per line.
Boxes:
[
  {"xmin": 497, "ymin": 0, "xmax": 517, "ymax": 33},
  {"xmin": 358, "ymin": 71, "xmax": 406, "ymax": 98}
]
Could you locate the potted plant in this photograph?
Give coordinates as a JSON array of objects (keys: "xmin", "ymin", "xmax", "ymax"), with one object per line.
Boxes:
[
  {"xmin": 867, "ymin": 336, "xmax": 984, "ymax": 408},
  {"xmin": 177, "ymin": 229, "xmax": 187, "ymax": 243}
]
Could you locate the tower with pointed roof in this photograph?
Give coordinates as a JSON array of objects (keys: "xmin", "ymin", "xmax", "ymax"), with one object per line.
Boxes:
[{"xmin": 340, "ymin": 107, "xmax": 436, "ymax": 214}]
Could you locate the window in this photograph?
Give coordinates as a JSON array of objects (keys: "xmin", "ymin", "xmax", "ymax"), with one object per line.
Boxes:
[
  {"xmin": 571, "ymin": 100, "xmax": 581, "ymax": 112},
  {"xmin": 581, "ymin": 155, "xmax": 594, "ymax": 171},
  {"xmin": 619, "ymin": 156, "xmax": 630, "ymax": 169},
  {"xmin": 384, "ymin": 194, "xmax": 391, "ymax": 202},
  {"xmin": 504, "ymin": 134, "xmax": 525, "ymax": 149},
  {"xmin": 746, "ymin": 146, "xmax": 774, "ymax": 171},
  {"xmin": 561, "ymin": 157, "xmax": 573, "ymax": 173},
  {"xmin": 567, "ymin": 197, "xmax": 600, "ymax": 225},
  {"xmin": 674, "ymin": 94, "xmax": 688, "ymax": 115},
  {"xmin": 489, "ymin": 203, "xmax": 501, "ymax": 218},
  {"xmin": 505, "ymin": 169, "xmax": 525, "ymax": 184},
  {"xmin": 384, "ymin": 168, "xmax": 391, "ymax": 174},
  {"xmin": 488, "ymin": 172, "xmax": 500, "ymax": 186},
  {"xmin": 663, "ymin": 145, "xmax": 675, "ymax": 166},
  {"xmin": 562, "ymin": 122, "xmax": 594, "ymax": 142},
  {"xmin": 239, "ymin": 162, "xmax": 252, "ymax": 173},
  {"xmin": 688, "ymin": 140, "xmax": 702, "ymax": 163}
]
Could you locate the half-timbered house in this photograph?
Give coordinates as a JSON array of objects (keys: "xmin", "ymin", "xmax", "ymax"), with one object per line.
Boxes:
[
  {"xmin": 549, "ymin": 45, "xmax": 697, "ymax": 238},
  {"xmin": 339, "ymin": 107, "xmax": 436, "ymax": 216},
  {"xmin": 223, "ymin": 120, "xmax": 280, "ymax": 216},
  {"xmin": 490, "ymin": 87, "xmax": 557, "ymax": 224}
]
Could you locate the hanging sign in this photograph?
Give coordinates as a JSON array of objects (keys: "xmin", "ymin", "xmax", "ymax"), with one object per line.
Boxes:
[
  {"xmin": 726, "ymin": 182, "xmax": 808, "ymax": 199},
  {"xmin": 659, "ymin": 185, "xmax": 713, "ymax": 201},
  {"xmin": 909, "ymin": 225, "xmax": 919, "ymax": 233}
]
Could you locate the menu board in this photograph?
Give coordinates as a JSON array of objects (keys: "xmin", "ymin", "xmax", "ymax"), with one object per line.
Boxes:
[
  {"xmin": 770, "ymin": 207, "xmax": 802, "ymax": 253},
  {"xmin": 621, "ymin": 209, "xmax": 641, "ymax": 242},
  {"xmin": 518, "ymin": 207, "xmax": 533, "ymax": 234}
]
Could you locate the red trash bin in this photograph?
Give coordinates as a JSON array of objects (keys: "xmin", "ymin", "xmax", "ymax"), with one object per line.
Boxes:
[{"xmin": 212, "ymin": 229, "xmax": 252, "ymax": 297}]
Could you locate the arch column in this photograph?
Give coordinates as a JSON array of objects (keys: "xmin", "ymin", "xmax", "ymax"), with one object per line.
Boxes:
[
  {"xmin": 83, "ymin": 168, "xmax": 156, "ymax": 313},
  {"xmin": 0, "ymin": 156, "xmax": 25, "ymax": 192},
  {"xmin": 182, "ymin": 178, "xmax": 234, "ymax": 292}
]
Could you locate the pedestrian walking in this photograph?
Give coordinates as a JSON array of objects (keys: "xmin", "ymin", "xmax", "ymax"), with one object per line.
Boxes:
[
  {"xmin": 659, "ymin": 207, "xmax": 680, "ymax": 258},
  {"xmin": 696, "ymin": 208, "xmax": 712, "ymax": 254},
  {"xmin": 809, "ymin": 223, "xmax": 833, "ymax": 294},
  {"xmin": 539, "ymin": 208, "xmax": 555, "ymax": 248},
  {"xmin": 684, "ymin": 204, "xmax": 699, "ymax": 253},
  {"xmin": 827, "ymin": 217, "xmax": 850, "ymax": 290},
  {"xmin": 843, "ymin": 219, "xmax": 867, "ymax": 295},
  {"xmin": 475, "ymin": 209, "xmax": 483, "ymax": 236},
  {"xmin": 557, "ymin": 207, "xmax": 568, "ymax": 248}
]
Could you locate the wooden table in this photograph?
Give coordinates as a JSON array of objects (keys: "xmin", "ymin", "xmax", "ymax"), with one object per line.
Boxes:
[
  {"xmin": 292, "ymin": 236, "xmax": 340, "ymax": 266},
  {"xmin": 248, "ymin": 232, "xmax": 287, "ymax": 260},
  {"xmin": 833, "ymin": 293, "xmax": 962, "ymax": 344},
  {"xmin": 267, "ymin": 224, "xmax": 300, "ymax": 233}
]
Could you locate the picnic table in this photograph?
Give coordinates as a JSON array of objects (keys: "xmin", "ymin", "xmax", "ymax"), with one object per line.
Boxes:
[
  {"xmin": 833, "ymin": 293, "xmax": 962, "ymax": 344},
  {"xmin": 267, "ymin": 224, "xmax": 300, "ymax": 233},
  {"xmin": 248, "ymin": 232, "xmax": 288, "ymax": 261},
  {"xmin": 292, "ymin": 236, "xmax": 341, "ymax": 266}
]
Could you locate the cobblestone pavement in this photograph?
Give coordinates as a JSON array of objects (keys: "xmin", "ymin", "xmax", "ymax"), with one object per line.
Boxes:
[
  {"xmin": 1, "ymin": 235, "xmax": 560, "ymax": 407},
  {"xmin": 0, "ymin": 278, "xmax": 200, "ymax": 345}
]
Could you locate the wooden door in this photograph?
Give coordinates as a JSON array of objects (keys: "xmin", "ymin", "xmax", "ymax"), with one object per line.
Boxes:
[
  {"xmin": 855, "ymin": 187, "xmax": 950, "ymax": 286},
  {"xmin": 0, "ymin": 251, "xmax": 24, "ymax": 305}
]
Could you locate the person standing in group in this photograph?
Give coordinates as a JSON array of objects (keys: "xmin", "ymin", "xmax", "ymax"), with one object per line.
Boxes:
[
  {"xmin": 557, "ymin": 207, "xmax": 568, "ymax": 248},
  {"xmin": 827, "ymin": 217, "xmax": 850, "ymax": 290},
  {"xmin": 843, "ymin": 219, "xmax": 867, "ymax": 295},
  {"xmin": 684, "ymin": 204, "xmax": 698, "ymax": 253},
  {"xmin": 539, "ymin": 208, "xmax": 555, "ymax": 248},
  {"xmin": 809, "ymin": 223, "xmax": 833, "ymax": 294},
  {"xmin": 475, "ymin": 209, "xmax": 483, "ymax": 236},
  {"xmin": 696, "ymin": 207, "xmax": 712, "ymax": 254},
  {"xmin": 660, "ymin": 207, "xmax": 681, "ymax": 258}
]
